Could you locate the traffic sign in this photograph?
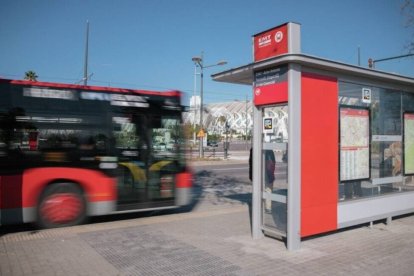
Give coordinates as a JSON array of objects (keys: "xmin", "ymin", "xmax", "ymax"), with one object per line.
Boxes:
[{"xmin": 197, "ymin": 129, "xmax": 205, "ymax": 138}]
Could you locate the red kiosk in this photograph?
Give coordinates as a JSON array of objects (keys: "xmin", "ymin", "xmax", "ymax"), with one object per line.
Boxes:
[{"xmin": 213, "ymin": 22, "xmax": 414, "ymax": 250}]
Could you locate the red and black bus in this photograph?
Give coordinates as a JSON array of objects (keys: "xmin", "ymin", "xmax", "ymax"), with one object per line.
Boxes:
[{"xmin": 0, "ymin": 79, "xmax": 192, "ymax": 228}]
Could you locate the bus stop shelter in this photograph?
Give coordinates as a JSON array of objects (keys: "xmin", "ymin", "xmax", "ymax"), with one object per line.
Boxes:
[{"xmin": 212, "ymin": 22, "xmax": 414, "ymax": 250}]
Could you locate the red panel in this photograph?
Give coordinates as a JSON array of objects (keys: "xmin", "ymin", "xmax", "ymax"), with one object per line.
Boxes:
[
  {"xmin": 301, "ymin": 72, "xmax": 338, "ymax": 237},
  {"xmin": 254, "ymin": 24, "xmax": 288, "ymax": 62},
  {"xmin": 22, "ymin": 168, "xmax": 117, "ymax": 208},
  {"xmin": 253, "ymin": 81, "xmax": 288, "ymax": 106},
  {"xmin": 0, "ymin": 175, "xmax": 23, "ymax": 209},
  {"xmin": 175, "ymin": 171, "xmax": 192, "ymax": 188}
]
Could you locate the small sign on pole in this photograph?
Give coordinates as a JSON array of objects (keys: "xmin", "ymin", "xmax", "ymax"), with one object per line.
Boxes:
[
  {"xmin": 362, "ymin": 88, "xmax": 371, "ymax": 104},
  {"xmin": 263, "ymin": 118, "xmax": 273, "ymax": 134},
  {"xmin": 197, "ymin": 129, "xmax": 205, "ymax": 138}
]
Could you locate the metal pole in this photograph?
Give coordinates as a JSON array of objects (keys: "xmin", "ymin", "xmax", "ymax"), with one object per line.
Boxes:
[
  {"xmin": 224, "ymin": 121, "xmax": 228, "ymax": 159},
  {"xmin": 83, "ymin": 20, "xmax": 89, "ymax": 86},
  {"xmin": 199, "ymin": 53, "xmax": 204, "ymax": 158},
  {"xmin": 245, "ymin": 94, "xmax": 248, "ymax": 150},
  {"xmin": 193, "ymin": 65, "xmax": 197, "ymax": 144},
  {"xmin": 369, "ymin": 53, "xmax": 414, "ymax": 68},
  {"xmin": 374, "ymin": 53, "xmax": 414, "ymax": 63},
  {"xmin": 252, "ymin": 105, "xmax": 263, "ymax": 239},
  {"xmin": 191, "ymin": 53, "xmax": 226, "ymax": 159}
]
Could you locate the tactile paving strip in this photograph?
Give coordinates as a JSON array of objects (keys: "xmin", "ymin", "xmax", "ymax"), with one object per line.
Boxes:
[{"xmin": 81, "ymin": 225, "xmax": 242, "ymax": 276}]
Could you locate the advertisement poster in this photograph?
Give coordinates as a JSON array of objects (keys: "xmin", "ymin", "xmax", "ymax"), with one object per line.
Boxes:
[
  {"xmin": 404, "ymin": 113, "xmax": 414, "ymax": 175},
  {"xmin": 340, "ymin": 107, "xmax": 370, "ymax": 181}
]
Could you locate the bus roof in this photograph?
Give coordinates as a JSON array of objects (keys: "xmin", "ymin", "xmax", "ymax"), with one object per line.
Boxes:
[{"xmin": 0, "ymin": 78, "xmax": 182, "ymax": 98}]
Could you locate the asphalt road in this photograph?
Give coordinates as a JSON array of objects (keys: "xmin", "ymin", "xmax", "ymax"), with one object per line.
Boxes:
[
  {"xmin": 190, "ymin": 162, "xmax": 252, "ymax": 212},
  {"xmin": 193, "ymin": 162, "xmax": 250, "ymax": 181}
]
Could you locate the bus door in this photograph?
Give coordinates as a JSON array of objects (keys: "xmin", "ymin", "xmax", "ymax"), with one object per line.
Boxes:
[
  {"xmin": 113, "ymin": 113, "xmax": 150, "ymax": 209},
  {"xmin": 114, "ymin": 113, "xmax": 179, "ymax": 210},
  {"xmin": 261, "ymin": 105, "xmax": 288, "ymax": 237}
]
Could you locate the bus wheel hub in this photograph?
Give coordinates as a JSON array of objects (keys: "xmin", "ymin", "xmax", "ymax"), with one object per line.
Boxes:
[{"xmin": 40, "ymin": 193, "xmax": 82, "ymax": 223}]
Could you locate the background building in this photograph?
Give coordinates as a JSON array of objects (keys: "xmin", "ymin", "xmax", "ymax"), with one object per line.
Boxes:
[{"xmin": 184, "ymin": 98, "xmax": 254, "ymax": 139}]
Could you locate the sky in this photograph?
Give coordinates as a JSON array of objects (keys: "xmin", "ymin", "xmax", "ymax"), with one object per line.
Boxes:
[{"xmin": 0, "ymin": 0, "xmax": 413, "ymax": 105}]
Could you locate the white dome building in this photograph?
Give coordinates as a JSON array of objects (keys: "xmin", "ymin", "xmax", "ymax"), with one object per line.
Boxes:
[{"xmin": 184, "ymin": 97, "xmax": 253, "ymax": 137}]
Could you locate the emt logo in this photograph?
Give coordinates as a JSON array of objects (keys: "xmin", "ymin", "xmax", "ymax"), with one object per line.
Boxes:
[{"xmin": 275, "ymin": 31, "xmax": 283, "ymax": 43}]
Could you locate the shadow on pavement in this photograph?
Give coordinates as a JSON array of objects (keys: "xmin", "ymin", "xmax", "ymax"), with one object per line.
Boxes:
[{"xmin": 178, "ymin": 169, "xmax": 253, "ymax": 230}]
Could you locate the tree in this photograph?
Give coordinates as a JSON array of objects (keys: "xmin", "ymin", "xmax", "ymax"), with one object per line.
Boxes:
[
  {"xmin": 402, "ymin": 0, "xmax": 414, "ymax": 52},
  {"xmin": 24, "ymin": 71, "xmax": 38, "ymax": 81},
  {"xmin": 182, "ymin": 122, "xmax": 197, "ymax": 141}
]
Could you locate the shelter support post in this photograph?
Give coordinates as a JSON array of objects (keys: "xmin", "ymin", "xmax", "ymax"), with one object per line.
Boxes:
[
  {"xmin": 287, "ymin": 63, "xmax": 301, "ymax": 251},
  {"xmin": 252, "ymin": 104, "xmax": 264, "ymax": 239}
]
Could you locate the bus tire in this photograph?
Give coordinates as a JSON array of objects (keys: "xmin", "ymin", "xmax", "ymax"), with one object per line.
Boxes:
[{"xmin": 37, "ymin": 182, "xmax": 86, "ymax": 228}]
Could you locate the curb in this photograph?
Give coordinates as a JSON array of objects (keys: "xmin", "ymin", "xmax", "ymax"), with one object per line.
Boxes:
[{"xmin": 189, "ymin": 158, "xmax": 248, "ymax": 167}]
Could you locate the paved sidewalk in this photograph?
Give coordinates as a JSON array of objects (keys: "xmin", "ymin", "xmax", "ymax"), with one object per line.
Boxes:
[{"xmin": 1, "ymin": 203, "xmax": 414, "ymax": 275}]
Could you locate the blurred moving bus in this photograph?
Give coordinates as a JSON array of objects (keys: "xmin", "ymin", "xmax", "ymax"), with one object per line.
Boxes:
[{"xmin": 0, "ymin": 79, "xmax": 192, "ymax": 228}]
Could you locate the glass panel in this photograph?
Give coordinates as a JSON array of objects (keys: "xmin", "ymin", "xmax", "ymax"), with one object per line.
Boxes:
[
  {"xmin": 152, "ymin": 117, "xmax": 182, "ymax": 161},
  {"xmin": 338, "ymin": 82, "xmax": 409, "ymax": 201},
  {"xmin": 261, "ymin": 105, "xmax": 288, "ymax": 235},
  {"xmin": 113, "ymin": 116, "xmax": 139, "ymax": 150},
  {"xmin": 148, "ymin": 117, "xmax": 182, "ymax": 200}
]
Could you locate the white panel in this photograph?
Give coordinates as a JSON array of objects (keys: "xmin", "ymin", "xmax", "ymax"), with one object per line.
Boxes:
[
  {"xmin": 175, "ymin": 188, "xmax": 192, "ymax": 206},
  {"xmin": 262, "ymin": 192, "xmax": 287, "ymax": 204},
  {"xmin": 263, "ymin": 142, "xmax": 287, "ymax": 151},
  {"xmin": 338, "ymin": 192, "xmax": 414, "ymax": 228},
  {"xmin": 371, "ymin": 176, "xmax": 403, "ymax": 185},
  {"xmin": 88, "ymin": 201, "xmax": 116, "ymax": 216},
  {"xmin": 372, "ymin": 135, "xmax": 402, "ymax": 142}
]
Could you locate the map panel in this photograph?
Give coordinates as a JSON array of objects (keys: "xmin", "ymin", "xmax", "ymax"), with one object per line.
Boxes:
[{"xmin": 340, "ymin": 108, "xmax": 370, "ymax": 181}]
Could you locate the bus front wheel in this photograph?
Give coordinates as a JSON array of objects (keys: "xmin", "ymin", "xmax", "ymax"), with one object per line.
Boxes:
[{"xmin": 37, "ymin": 182, "xmax": 86, "ymax": 228}]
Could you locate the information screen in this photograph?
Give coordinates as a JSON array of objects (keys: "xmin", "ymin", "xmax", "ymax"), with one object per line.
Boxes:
[
  {"xmin": 340, "ymin": 107, "xmax": 370, "ymax": 181},
  {"xmin": 253, "ymin": 65, "xmax": 288, "ymax": 106},
  {"xmin": 404, "ymin": 113, "xmax": 414, "ymax": 175}
]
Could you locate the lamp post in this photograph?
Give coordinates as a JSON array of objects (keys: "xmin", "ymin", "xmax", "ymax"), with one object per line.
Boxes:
[
  {"xmin": 245, "ymin": 93, "xmax": 249, "ymax": 150},
  {"xmin": 192, "ymin": 54, "xmax": 227, "ymax": 158},
  {"xmin": 192, "ymin": 64, "xmax": 198, "ymax": 145}
]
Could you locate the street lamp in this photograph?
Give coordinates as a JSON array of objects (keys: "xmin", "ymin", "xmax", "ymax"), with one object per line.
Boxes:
[
  {"xmin": 192, "ymin": 54, "xmax": 227, "ymax": 158},
  {"xmin": 192, "ymin": 63, "xmax": 198, "ymax": 145}
]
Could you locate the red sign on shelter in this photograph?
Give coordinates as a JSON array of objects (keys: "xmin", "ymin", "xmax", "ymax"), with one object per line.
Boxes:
[{"xmin": 253, "ymin": 24, "xmax": 288, "ymax": 62}]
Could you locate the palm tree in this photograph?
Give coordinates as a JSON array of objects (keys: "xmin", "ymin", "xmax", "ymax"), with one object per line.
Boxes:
[{"xmin": 24, "ymin": 71, "xmax": 38, "ymax": 81}]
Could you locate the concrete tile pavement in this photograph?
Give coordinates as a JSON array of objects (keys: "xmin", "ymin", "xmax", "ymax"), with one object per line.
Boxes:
[{"xmin": 2, "ymin": 203, "xmax": 414, "ymax": 275}]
